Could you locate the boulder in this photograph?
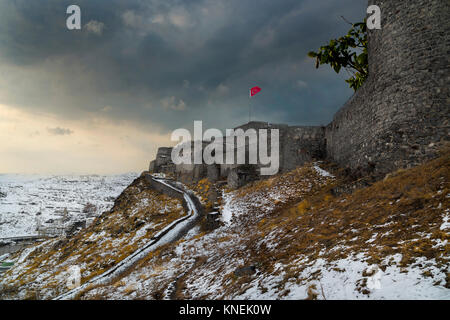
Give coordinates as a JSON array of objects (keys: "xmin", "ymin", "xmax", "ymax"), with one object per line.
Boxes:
[{"xmin": 234, "ymin": 265, "xmax": 256, "ymax": 277}]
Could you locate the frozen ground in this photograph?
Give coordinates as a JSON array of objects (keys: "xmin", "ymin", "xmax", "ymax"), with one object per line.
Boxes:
[{"xmin": 0, "ymin": 173, "xmax": 137, "ymax": 238}]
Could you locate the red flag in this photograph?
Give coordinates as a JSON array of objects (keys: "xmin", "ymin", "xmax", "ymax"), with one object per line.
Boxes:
[{"xmin": 250, "ymin": 86, "xmax": 261, "ymax": 97}]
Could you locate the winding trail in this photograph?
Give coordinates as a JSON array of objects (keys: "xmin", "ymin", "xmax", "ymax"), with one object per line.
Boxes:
[{"xmin": 54, "ymin": 176, "xmax": 203, "ymax": 300}]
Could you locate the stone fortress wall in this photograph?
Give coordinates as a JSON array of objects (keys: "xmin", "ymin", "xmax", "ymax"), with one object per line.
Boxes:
[
  {"xmin": 150, "ymin": 0, "xmax": 449, "ymax": 186},
  {"xmin": 325, "ymin": 0, "xmax": 450, "ymax": 176},
  {"xmin": 149, "ymin": 121, "xmax": 326, "ymax": 186},
  {"xmin": 149, "ymin": 121, "xmax": 325, "ymax": 187}
]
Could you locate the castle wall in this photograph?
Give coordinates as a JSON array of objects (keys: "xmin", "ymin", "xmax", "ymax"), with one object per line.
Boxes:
[
  {"xmin": 234, "ymin": 121, "xmax": 326, "ymax": 173},
  {"xmin": 167, "ymin": 122, "xmax": 326, "ymax": 185},
  {"xmin": 326, "ymin": 0, "xmax": 450, "ymax": 176},
  {"xmin": 149, "ymin": 0, "xmax": 449, "ymax": 184},
  {"xmin": 175, "ymin": 163, "xmax": 208, "ymax": 184},
  {"xmin": 149, "ymin": 147, "xmax": 174, "ymax": 172},
  {"xmin": 282, "ymin": 126, "xmax": 326, "ymax": 171}
]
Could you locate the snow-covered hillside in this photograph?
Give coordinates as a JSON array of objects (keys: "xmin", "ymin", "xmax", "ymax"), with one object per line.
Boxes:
[
  {"xmin": 0, "ymin": 173, "xmax": 137, "ymax": 238},
  {"xmin": 79, "ymin": 159, "xmax": 449, "ymax": 300},
  {"xmin": 0, "ymin": 152, "xmax": 449, "ymax": 300}
]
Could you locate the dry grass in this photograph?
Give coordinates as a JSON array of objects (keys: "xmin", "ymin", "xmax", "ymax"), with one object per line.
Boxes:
[
  {"xmin": 0, "ymin": 174, "xmax": 186, "ymax": 299},
  {"xmin": 3, "ymin": 150, "xmax": 449, "ymax": 299},
  {"xmin": 236, "ymin": 151, "xmax": 450, "ymax": 289},
  {"xmin": 163, "ymin": 152, "xmax": 449, "ymax": 297}
]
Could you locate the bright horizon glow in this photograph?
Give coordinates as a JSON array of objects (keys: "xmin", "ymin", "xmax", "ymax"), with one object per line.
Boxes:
[{"xmin": 0, "ymin": 104, "xmax": 172, "ymax": 175}]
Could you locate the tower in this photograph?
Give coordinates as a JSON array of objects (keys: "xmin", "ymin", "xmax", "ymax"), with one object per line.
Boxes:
[{"xmin": 326, "ymin": 0, "xmax": 449, "ymax": 176}]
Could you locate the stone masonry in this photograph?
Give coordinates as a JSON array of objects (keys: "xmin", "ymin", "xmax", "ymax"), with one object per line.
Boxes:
[
  {"xmin": 150, "ymin": 0, "xmax": 449, "ymax": 186},
  {"xmin": 326, "ymin": 0, "xmax": 449, "ymax": 176}
]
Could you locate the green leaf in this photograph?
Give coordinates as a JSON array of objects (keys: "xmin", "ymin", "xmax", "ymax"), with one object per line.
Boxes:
[{"xmin": 307, "ymin": 19, "xmax": 368, "ymax": 91}]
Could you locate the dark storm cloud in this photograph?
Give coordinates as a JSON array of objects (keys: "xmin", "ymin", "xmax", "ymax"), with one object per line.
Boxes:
[{"xmin": 0, "ymin": 0, "xmax": 367, "ymax": 132}]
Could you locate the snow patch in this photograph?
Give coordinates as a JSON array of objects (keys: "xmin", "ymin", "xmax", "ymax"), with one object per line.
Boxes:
[{"xmin": 313, "ymin": 164, "xmax": 334, "ymax": 178}]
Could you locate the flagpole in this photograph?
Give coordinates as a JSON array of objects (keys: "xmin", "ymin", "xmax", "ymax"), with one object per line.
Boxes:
[
  {"xmin": 249, "ymin": 86, "xmax": 260, "ymax": 123},
  {"xmin": 249, "ymin": 90, "xmax": 251, "ymax": 123}
]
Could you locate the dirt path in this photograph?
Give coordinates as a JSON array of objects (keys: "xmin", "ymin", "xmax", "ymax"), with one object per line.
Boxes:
[{"xmin": 54, "ymin": 176, "xmax": 203, "ymax": 300}]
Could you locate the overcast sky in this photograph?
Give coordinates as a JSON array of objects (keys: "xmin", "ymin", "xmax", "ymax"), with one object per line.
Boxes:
[{"xmin": 0, "ymin": 0, "xmax": 366, "ymax": 174}]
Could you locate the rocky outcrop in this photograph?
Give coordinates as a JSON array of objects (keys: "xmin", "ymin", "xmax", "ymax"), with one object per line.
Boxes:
[{"xmin": 227, "ymin": 165, "xmax": 260, "ymax": 189}]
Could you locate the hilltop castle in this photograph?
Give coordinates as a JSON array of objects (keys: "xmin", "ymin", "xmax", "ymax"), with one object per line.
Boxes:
[{"xmin": 150, "ymin": 0, "xmax": 449, "ymax": 187}]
